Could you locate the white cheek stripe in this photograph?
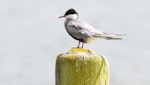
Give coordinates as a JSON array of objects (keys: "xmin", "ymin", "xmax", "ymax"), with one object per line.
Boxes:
[{"xmin": 66, "ymin": 14, "xmax": 78, "ymax": 19}]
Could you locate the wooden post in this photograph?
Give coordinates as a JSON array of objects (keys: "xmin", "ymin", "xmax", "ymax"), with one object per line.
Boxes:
[{"xmin": 55, "ymin": 48, "xmax": 109, "ymax": 85}]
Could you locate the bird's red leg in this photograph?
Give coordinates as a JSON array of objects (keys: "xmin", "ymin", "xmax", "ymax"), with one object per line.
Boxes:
[
  {"xmin": 77, "ymin": 41, "xmax": 80, "ymax": 48},
  {"xmin": 81, "ymin": 43, "xmax": 84, "ymax": 48}
]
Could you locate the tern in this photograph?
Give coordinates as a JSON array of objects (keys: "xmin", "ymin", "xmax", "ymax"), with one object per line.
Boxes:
[{"xmin": 59, "ymin": 9, "xmax": 125, "ymax": 48}]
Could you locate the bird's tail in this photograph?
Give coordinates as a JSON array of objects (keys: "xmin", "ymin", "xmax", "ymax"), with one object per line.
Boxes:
[
  {"xmin": 103, "ymin": 32, "xmax": 127, "ymax": 37},
  {"xmin": 94, "ymin": 32, "xmax": 126, "ymax": 40},
  {"xmin": 104, "ymin": 33, "xmax": 126, "ymax": 40},
  {"xmin": 104, "ymin": 37, "xmax": 122, "ymax": 40},
  {"xmin": 96, "ymin": 33, "xmax": 126, "ymax": 40}
]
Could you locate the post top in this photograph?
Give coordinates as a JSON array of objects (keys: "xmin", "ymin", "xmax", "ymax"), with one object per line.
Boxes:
[{"xmin": 68, "ymin": 48, "xmax": 96, "ymax": 54}]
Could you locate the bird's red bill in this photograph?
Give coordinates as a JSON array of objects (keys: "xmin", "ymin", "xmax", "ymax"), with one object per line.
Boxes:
[{"xmin": 58, "ymin": 16, "xmax": 65, "ymax": 18}]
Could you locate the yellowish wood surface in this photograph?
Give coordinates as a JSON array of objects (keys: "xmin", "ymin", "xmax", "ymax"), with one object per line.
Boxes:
[{"xmin": 56, "ymin": 48, "xmax": 109, "ymax": 85}]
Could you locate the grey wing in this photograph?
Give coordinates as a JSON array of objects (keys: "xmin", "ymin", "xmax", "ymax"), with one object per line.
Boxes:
[
  {"xmin": 65, "ymin": 20, "xmax": 95, "ymax": 40},
  {"xmin": 69, "ymin": 20, "xmax": 125, "ymax": 40}
]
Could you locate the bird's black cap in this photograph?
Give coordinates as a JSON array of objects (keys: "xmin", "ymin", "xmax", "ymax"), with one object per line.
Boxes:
[{"xmin": 64, "ymin": 9, "xmax": 78, "ymax": 16}]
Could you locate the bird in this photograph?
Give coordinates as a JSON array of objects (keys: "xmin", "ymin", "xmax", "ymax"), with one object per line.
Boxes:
[{"xmin": 58, "ymin": 9, "xmax": 126, "ymax": 48}]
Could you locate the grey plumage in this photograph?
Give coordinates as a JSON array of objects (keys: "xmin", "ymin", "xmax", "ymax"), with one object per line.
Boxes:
[
  {"xmin": 65, "ymin": 19, "xmax": 124, "ymax": 42},
  {"xmin": 59, "ymin": 9, "xmax": 125, "ymax": 48}
]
